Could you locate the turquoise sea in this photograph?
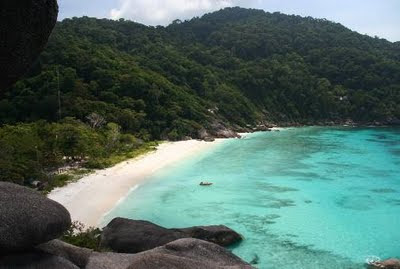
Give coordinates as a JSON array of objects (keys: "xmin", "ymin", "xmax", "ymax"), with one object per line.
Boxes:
[{"xmin": 103, "ymin": 127, "xmax": 400, "ymax": 269}]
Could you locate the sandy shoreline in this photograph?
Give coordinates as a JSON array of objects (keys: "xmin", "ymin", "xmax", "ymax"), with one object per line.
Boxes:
[{"xmin": 48, "ymin": 139, "xmax": 226, "ymax": 227}]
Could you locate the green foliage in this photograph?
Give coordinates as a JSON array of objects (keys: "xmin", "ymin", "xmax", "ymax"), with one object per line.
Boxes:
[
  {"xmin": 84, "ymin": 141, "xmax": 158, "ymax": 169},
  {"xmin": 0, "ymin": 120, "xmax": 155, "ymax": 188},
  {"xmin": 61, "ymin": 221, "xmax": 103, "ymax": 251},
  {"xmin": 45, "ymin": 174, "xmax": 74, "ymax": 193}
]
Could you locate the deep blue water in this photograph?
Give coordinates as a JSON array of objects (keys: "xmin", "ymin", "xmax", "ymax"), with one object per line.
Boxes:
[{"xmin": 103, "ymin": 127, "xmax": 400, "ymax": 269}]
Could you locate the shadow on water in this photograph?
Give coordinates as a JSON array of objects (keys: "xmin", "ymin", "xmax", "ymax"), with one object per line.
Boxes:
[
  {"xmin": 228, "ymin": 217, "xmax": 364, "ymax": 269},
  {"xmin": 256, "ymin": 183, "xmax": 299, "ymax": 193},
  {"xmin": 226, "ymin": 196, "xmax": 297, "ymax": 209},
  {"xmin": 386, "ymin": 199, "xmax": 400, "ymax": 206},
  {"xmin": 370, "ymin": 188, "xmax": 397, "ymax": 194},
  {"xmin": 336, "ymin": 195, "xmax": 376, "ymax": 211}
]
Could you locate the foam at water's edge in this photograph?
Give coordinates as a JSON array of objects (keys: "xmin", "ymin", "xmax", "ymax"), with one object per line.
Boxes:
[{"xmin": 99, "ymin": 184, "xmax": 140, "ymax": 227}]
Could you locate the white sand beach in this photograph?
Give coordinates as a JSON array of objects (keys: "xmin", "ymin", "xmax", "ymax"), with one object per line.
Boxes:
[{"xmin": 48, "ymin": 139, "xmax": 225, "ymax": 227}]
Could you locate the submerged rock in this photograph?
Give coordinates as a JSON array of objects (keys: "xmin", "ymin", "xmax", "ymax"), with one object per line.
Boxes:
[
  {"xmin": 100, "ymin": 218, "xmax": 242, "ymax": 253},
  {"xmin": 0, "ymin": 251, "xmax": 79, "ymax": 269},
  {"xmin": 0, "ymin": 0, "xmax": 58, "ymax": 91},
  {"xmin": 368, "ymin": 258, "xmax": 400, "ymax": 269},
  {"xmin": 0, "ymin": 182, "xmax": 71, "ymax": 253}
]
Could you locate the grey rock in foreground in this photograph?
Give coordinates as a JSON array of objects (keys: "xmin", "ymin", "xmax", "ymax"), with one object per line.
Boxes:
[
  {"xmin": 35, "ymin": 238, "xmax": 253, "ymax": 269},
  {"xmin": 125, "ymin": 238, "xmax": 253, "ymax": 269},
  {"xmin": 0, "ymin": 0, "xmax": 58, "ymax": 91},
  {"xmin": 0, "ymin": 182, "xmax": 71, "ymax": 253},
  {"xmin": 101, "ymin": 219, "xmax": 182, "ymax": 253},
  {"xmin": 86, "ymin": 239, "xmax": 253, "ymax": 269},
  {"xmin": 86, "ymin": 252, "xmax": 138, "ymax": 269},
  {"xmin": 36, "ymin": 240, "xmax": 136, "ymax": 269},
  {"xmin": 100, "ymin": 218, "xmax": 242, "ymax": 253},
  {"xmin": 37, "ymin": 239, "xmax": 93, "ymax": 268},
  {"xmin": 0, "ymin": 251, "xmax": 79, "ymax": 269}
]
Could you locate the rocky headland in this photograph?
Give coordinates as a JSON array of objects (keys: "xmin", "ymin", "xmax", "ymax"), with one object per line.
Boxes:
[{"xmin": 0, "ymin": 182, "xmax": 253, "ymax": 269}]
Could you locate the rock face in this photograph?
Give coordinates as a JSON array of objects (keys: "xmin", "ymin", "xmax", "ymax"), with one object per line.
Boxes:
[
  {"xmin": 0, "ymin": 182, "xmax": 71, "ymax": 253},
  {"xmin": 210, "ymin": 122, "xmax": 241, "ymax": 139},
  {"xmin": 126, "ymin": 238, "xmax": 253, "ymax": 269},
  {"xmin": 100, "ymin": 218, "xmax": 242, "ymax": 253},
  {"xmin": 34, "ymin": 239, "xmax": 252, "ymax": 269},
  {"xmin": 197, "ymin": 128, "xmax": 210, "ymax": 140},
  {"xmin": 385, "ymin": 117, "xmax": 400, "ymax": 126},
  {"xmin": 204, "ymin": 137, "xmax": 216, "ymax": 142},
  {"xmin": 88, "ymin": 239, "xmax": 253, "ymax": 269},
  {"xmin": 36, "ymin": 239, "xmax": 93, "ymax": 268},
  {"xmin": 101, "ymin": 219, "xmax": 183, "ymax": 253},
  {"xmin": 175, "ymin": 225, "xmax": 243, "ymax": 247},
  {"xmin": 368, "ymin": 259, "xmax": 400, "ymax": 269},
  {"xmin": 197, "ymin": 122, "xmax": 241, "ymax": 141},
  {"xmin": 0, "ymin": 251, "xmax": 79, "ymax": 269},
  {"xmin": 85, "ymin": 252, "xmax": 138, "ymax": 269},
  {"xmin": 0, "ymin": 0, "xmax": 58, "ymax": 91}
]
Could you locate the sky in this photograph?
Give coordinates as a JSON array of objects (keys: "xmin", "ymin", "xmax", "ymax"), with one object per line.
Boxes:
[{"xmin": 58, "ymin": 0, "xmax": 400, "ymax": 42}]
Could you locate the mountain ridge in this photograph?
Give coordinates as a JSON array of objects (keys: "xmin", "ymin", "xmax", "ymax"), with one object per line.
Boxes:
[{"xmin": 1, "ymin": 7, "xmax": 399, "ymax": 140}]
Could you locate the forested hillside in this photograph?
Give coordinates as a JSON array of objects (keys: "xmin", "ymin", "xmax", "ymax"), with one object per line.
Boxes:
[{"xmin": 1, "ymin": 7, "xmax": 399, "ymax": 186}]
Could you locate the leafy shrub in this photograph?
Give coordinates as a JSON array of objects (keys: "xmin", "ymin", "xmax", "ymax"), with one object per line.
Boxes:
[{"xmin": 61, "ymin": 221, "xmax": 103, "ymax": 251}]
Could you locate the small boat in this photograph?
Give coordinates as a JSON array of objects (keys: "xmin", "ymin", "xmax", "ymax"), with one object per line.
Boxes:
[{"xmin": 199, "ymin": 181, "xmax": 213, "ymax": 186}]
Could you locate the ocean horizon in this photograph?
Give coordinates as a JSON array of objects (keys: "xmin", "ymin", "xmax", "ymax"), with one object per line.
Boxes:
[{"xmin": 103, "ymin": 127, "xmax": 400, "ymax": 269}]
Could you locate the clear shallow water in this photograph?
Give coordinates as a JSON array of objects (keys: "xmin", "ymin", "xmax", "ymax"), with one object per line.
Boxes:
[{"xmin": 103, "ymin": 127, "xmax": 400, "ymax": 269}]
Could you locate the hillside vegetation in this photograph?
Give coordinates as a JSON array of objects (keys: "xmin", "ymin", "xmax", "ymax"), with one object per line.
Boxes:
[{"xmin": 1, "ymin": 7, "xmax": 399, "ymax": 186}]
